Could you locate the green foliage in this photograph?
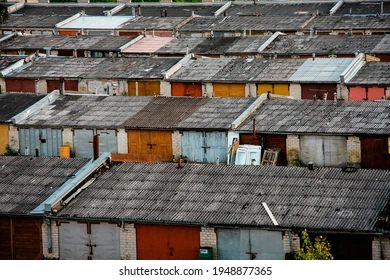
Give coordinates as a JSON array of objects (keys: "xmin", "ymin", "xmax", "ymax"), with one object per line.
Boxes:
[
  {"xmin": 295, "ymin": 229, "xmax": 334, "ymax": 260},
  {"xmin": 0, "ymin": 1, "xmax": 10, "ymax": 24},
  {"xmin": 90, "ymin": 0, "xmax": 118, "ymax": 2},
  {"xmin": 50, "ymin": 0, "xmax": 77, "ymax": 3},
  {"xmin": 4, "ymin": 144, "xmax": 18, "ymax": 156}
]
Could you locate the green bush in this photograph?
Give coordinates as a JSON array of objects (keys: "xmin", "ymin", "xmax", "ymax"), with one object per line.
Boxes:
[
  {"xmin": 4, "ymin": 144, "xmax": 18, "ymax": 156},
  {"xmin": 295, "ymin": 230, "xmax": 334, "ymax": 260}
]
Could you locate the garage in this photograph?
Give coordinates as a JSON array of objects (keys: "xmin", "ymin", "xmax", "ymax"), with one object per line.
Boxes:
[
  {"xmin": 213, "ymin": 83, "xmax": 245, "ymax": 98},
  {"xmin": 59, "ymin": 221, "xmax": 120, "ymax": 260},
  {"xmin": 217, "ymin": 229, "xmax": 284, "ymax": 260},
  {"xmin": 301, "ymin": 83, "xmax": 337, "ymax": 100},
  {"xmin": 19, "ymin": 128, "xmax": 63, "ymax": 157},
  {"xmin": 127, "ymin": 130, "xmax": 172, "ymax": 161},
  {"xmin": 0, "ymin": 216, "xmax": 43, "ymax": 260},
  {"xmin": 257, "ymin": 84, "xmax": 289, "ymax": 96},
  {"xmin": 136, "ymin": 224, "xmax": 200, "ymax": 260},
  {"xmin": 171, "ymin": 82, "xmax": 202, "ymax": 97},
  {"xmin": 128, "ymin": 81, "xmax": 160, "ymax": 96},
  {"xmin": 6, "ymin": 79, "xmax": 35, "ymax": 93}
]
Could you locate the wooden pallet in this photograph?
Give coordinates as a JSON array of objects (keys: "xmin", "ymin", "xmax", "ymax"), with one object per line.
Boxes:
[{"xmin": 261, "ymin": 148, "xmax": 280, "ymax": 166}]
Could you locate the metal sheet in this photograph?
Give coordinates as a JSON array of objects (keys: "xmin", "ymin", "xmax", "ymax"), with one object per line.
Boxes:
[
  {"xmin": 19, "ymin": 128, "xmax": 62, "ymax": 157},
  {"xmin": 59, "ymin": 222, "xmax": 89, "ymax": 260},
  {"xmin": 90, "ymin": 223, "xmax": 120, "ymax": 260},
  {"xmin": 74, "ymin": 129, "xmax": 94, "ymax": 159},
  {"xmin": 182, "ymin": 131, "xmax": 204, "ymax": 163},
  {"xmin": 97, "ymin": 129, "xmax": 118, "ymax": 155}
]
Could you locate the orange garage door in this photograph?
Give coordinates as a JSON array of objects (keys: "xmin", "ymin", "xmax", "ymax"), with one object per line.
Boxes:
[
  {"xmin": 127, "ymin": 130, "xmax": 172, "ymax": 161},
  {"xmin": 136, "ymin": 224, "xmax": 200, "ymax": 260},
  {"xmin": 171, "ymin": 82, "xmax": 202, "ymax": 97},
  {"xmin": 128, "ymin": 81, "xmax": 160, "ymax": 96}
]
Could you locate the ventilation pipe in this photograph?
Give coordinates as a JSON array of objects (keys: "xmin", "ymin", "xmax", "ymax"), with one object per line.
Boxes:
[
  {"xmin": 138, "ymin": 5, "xmax": 141, "ymax": 16},
  {"xmin": 177, "ymin": 156, "xmax": 183, "ymax": 169},
  {"xmin": 333, "ymin": 92, "xmax": 337, "ymax": 104},
  {"xmin": 46, "ymin": 218, "xmax": 52, "ymax": 253},
  {"xmin": 93, "ymin": 134, "xmax": 100, "ymax": 160},
  {"xmin": 308, "ymin": 162, "xmax": 314, "ymax": 170},
  {"xmin": 135, "ymin": 81, "xmax": 138, "ymax": 96},
  {"xmin": 312, "ymin": 53, "xmax": 315, "ymax": 61},
  {"xmin": 216, "ymin": 157, "xmax": 220, "ymax": 165},
  {"xmin": 323, "ymin": 93, "xmax": 328, "ymax": 100}
]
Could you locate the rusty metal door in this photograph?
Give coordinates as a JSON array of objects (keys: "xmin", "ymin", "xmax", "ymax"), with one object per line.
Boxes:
[
  {"xmin": 136, "ymin": 224, "xmax": 200, "ymax": 260},
  {"xmin": 217, "ymin": 229, "xmax": 284, "ymax": 260},
  {"xmin": 59, "ymin": 221, "xmax": 120, "ymax": 260},
  {"xmin": 128, "ymin": 81, "xmax": 160, "ymax": 96}
]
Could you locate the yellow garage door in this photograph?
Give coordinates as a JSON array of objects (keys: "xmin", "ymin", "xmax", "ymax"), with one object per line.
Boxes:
[
  {"xmin": 214, "ymin": 84, "xmax": 245, "ymax": 98},
  {"xmin": 0, "ymin": 124, "xmax": 9, "ymax": 155},
  {"xmin": 257, "ymin": 84, "xmax": 289, "ymax": 96},
  {"xmin": 128, "ymin": 81, "xmax": 160, "ymax": 96}
]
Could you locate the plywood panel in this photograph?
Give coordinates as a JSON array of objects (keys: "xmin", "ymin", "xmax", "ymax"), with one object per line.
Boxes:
[
  {"xmin": 171, "ymin": 82, "xmax": 202, "ymax": 97},
  {"xmin": 128, "ymin": 81, "xmax": 160, "ymax": 96},
  {"xmin": 136, "ymin": 224, "xmax": 200, "ymax": 260},
  {"xmin": 0, "ymin": 124, "xmax": 9, "ymax": 155},
  {"xmin": 214, "ymin": 83, "xmax": 245, "ymax": 98},
  {"xmin": 6, "ymin": 79, "xmax": 35, "ymax": 93}
]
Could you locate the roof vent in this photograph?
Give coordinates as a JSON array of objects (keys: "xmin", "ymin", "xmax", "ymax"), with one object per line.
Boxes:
[{"xmin": 308, "ymin": 162, "xmax": 314, "ymax": 171}]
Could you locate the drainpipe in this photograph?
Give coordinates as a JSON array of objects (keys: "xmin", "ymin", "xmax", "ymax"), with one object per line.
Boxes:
[
  {"xmin": 46, "ymin": 217, "xmax": 52, "ymax": 253},
  {"xmin": 135, "ymin": 82, "xmax": 138, "ymax": 96}
]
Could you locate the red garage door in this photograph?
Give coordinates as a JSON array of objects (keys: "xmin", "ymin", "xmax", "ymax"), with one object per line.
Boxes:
[
  {"xmin": 6, "ymin": 79, "xmax": 35, "ymax": 93},
  {"xmin": 136, "ymin": 224, "xmax": 200, "ymax": 260}
]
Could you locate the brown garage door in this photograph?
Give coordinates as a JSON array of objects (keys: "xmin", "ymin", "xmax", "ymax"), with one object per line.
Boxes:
[
  {"xmin": 128, "ymin": 81, "xmax": 160, "ymax": 96},
  {"xmin": 214, "ymin": 83, "xmax": 245, "ymax": 98},
  {"xmin": 361, "ymin": 137, "xmax": 390, "ymax": 169},
  {"xmin": 136, "ymin": 224, "xmax": 200, "ymax": 260},
  {"xmin": 301, "ymin": 84, "xmax": 337, "ymax": 100},
  {"xmin": 128, "ymin": 130, "xmax": 172, "ymax": 162},
  {"xmin": 47, "ymin": 80, "xmax": 79, "ymax": 93},
  {"xmin": 171, "ymin": 82, "xmax": 202, "ymax": 97},
  {"xmin": 6, "ymin": 79, "xmax": 35, "ymax": 93},
  {"xmin": 240, "ymin": 134, "xmax": 287, "ymax": 166},
  {"xmin": 0, "ymin": 216, "xmax": 43, "ymax": 260}
]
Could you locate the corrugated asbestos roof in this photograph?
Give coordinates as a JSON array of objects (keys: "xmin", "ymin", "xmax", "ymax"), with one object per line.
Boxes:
[
  {"xmin": 0, "ymin": 156, "xmax": 89, "ymax": 215},
  {"xmin": 122, "ymin": 97, "xmax": 208, "ymax": 129},
  {"xmin": 0, "ymin": 15, "xmax": 69, "ymax": 29},
  {"xmin": 6, "ymin": 57, "xmax": 181, "ymax": 79},
  {"xmin": 371, "ymin": 35, "xmax": 390, "ymax": 53},
  {"xmin": 347, "ymin": 62, "xmax": 390, "ymax": 86},
  {"xmin": 334, "ymin": 1, "xmax": 390, "ymax": 15},
  {"xmin": 0, "ymin": 55, "xmax": 25, "ymax": 73},
  {"xmin": 12, "ymin": 5, "xmax": 115, "ymax": 16},
  {"xmin": 237, "ymin": 98, "xmax": 390, "ymax": 135},
  {"xmin": 115, "ymin": 4, "xmax": 222, "ymax": 17},
  {"xmin": 57, "ymin": 162, "xmax": 390, "ymax": 232},
  {"xmin": 122, "ymin": 37, "xmax": 174, "ymax": 54},
  {"xmin": 17, "ymin": 95, "xmax": 153, "ymax": 128},
  {"xmin": 118, "ymin": 16, "xmax": 187, "ymax": 31},
  {"xmin": 0, "ymin": 35, "xmax": 134, "ymax": 51},
  {"xmin": 0, "ymin": 92, "xmax": 45, "ymax": 123},
  {"xmin": 177, "ymin": 98, "xmax": 257, "ymax": 130},
  {"xmin": 305, "ymin": 15, "xmax": 390, "ymax": 31},
  {"xmin": 289, "ymin": 57, "xmax": 354, "ymax": 83},
  {"xmin": 261, "ymin": 35, "xmax": 386, "ymax": 56}
]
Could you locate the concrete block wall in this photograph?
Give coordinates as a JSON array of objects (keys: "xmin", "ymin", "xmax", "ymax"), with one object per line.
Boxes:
[
  {"xmin": 204, "ymin": 83, "xmax": 213, "ymax": 97},
  {"xmin": 8, "ymin": 125, "xmax": 19, "ymax": 152},
  {"xmin": 0, "ymin": 78, "xmax": 5, "ymax": 92},
  {"xmin": 36, "ymin": 79, "xmax": 47, "ymax": 94},
  {"xmin": 372, "ymin": 236, "xmax": 390, "ymax": 260},
  {"xmin": 338, "ymin": 84, "xmax": 349, "ymax": 101},
  {"xmin": 286, "ymin": 134, "xmax": 300, "ymax": 166},
  {"xmin": 347, "ymin": 136, "xmax": 361, "ymax": 166},
  {"xmin": 117, "ymin": 129, "xmax": 128, "ymax": 154},
  {"xmin": 172, "ymin": 131, "xmax": 181, "ymax": 161},
  {"xmin": 50, "ymin": 50, "xmax": 59, "ymax": 56},
  {"xmin": 289, "ymin": 84, "xmax": 301, "ymax": 99},
  {"xmin": 78, "ymin": 80, "xmax": 88, "ymax": 93},
  {"xmin": 42, "ymin": 220, "xmax": 60, "ymax": 259},
  {"xmin": 282, "ymin": 231, "xmax": 300, "ymax": 255},
  {"xmin": 160, "ymin": 81, "xmax": 171, "ymax": 96},
  {"xmin": 63, "ymin": 128, "xmax": 74, "ymax": 154},
  {"xmin": 120, "ymin": 223, "xmax": 137, "ymax": 260},
  {"xmin": 246, "ymin": 83, "xmax": 257, "ymax": 98},
  {"xmin": 119, "ymin": 80, "xmax": 128, "ymax": 96},
  {"xmin": 386, "ymin": 87, "xmax": 390, "ymax": 100},
  {"xmin": 200, "ymin": 227, "xmax": 217, "ymax": 260}
]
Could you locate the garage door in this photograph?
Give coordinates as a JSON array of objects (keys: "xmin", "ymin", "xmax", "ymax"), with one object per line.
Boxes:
[
  {"xmin": 0, "ymin": 216, "xmax": 43, "ymax": 260},
  {"xmin": 6, "ymin": 79, "xmax": 35, "ymax": 93},
  {"xmin": 46, "ymin": 80, "xmax": 79, "ymax": 93},
  {"xmin": 300, "ymin": 135, "xmax": 347, "ymax": 167},
  {"xmin": 257, "ymin": 84, "xmax": 289, "ymax": 96},
  {"xmin": 171, "ymin": 82, "xmax": 202, "ymax": 97},
  {"xmin": 74, "ymin": 129, "xmax": 94, "ymax": 158},
  {"xmin": 128, "ymin": 130, "xmax": 172, "ymax": 161},
  {"xmin": 182, "ymin": 131, "xmax": 227, "ymax": 163},
  {"xmin": 0, "ymin": 124, "xmax": 9, "ymax": 155},
  {"xmin": 361, "ymin": 137, "xmax": 390, "ymax": 169},
  {"xmin": 301, "ymin": 84, "xmax": 337, "ymax": 100},
  {"xmin": 218, "ymin": 229, "xmax": 284, "ymax": 260},
  {"xmin": 59, "ymin": 221, "xmax": 120, "ymax": 260},
  {"xmin": 136, "ymin": 224, "xmax": 200, "ymax": 260},
  {"xmin": 214, "ymin": 83, "xmax": 245, "ymax": 98},
  {"xmin": 128, "ymin": 81, "xmax": 160, "ymax": 96},
  {"xmin": 19, "ymin": 128, "xmax": 62, "ymax": 157}
]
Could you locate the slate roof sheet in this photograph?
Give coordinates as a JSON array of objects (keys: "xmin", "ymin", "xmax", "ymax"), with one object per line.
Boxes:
[
  {"xmin": 347, "ymin": 62, "xmax": 390, "ymax": 86},
  {"xmin": 122, "ymin": 97, "xmax": 208, "ymax": 129},
  {"xmin": 0, "ymin": 156, "xmax": 89, "ymax": 215},
  {"xmin": 6, "ymin": 57, "xmax": 180, "ymax": 79},
  {"xmin": 177, "ymin": 98, "xmax": 256, "ymax": 130},
  {"xmin": 17, "ymin": 95, "xmax": 153, "ymax": 128},
  {"xmin": 0, "ymin": 92, "xmax": 45, "ymax": 123},
  {"xmin": 258, "ymin": 58, "xmax": 307, "ymax": 82},
  {"xmin": 0, "ymin": 35, "xmax": 134, "ymax": 51},
  {"xmin": 237, "ymin": 98, "xmax": 390, "ymax": 135},
  {"xmin": 371, "ymin": 34, "xmax": 390, "ymax": 53},
  {"xmin": 116, "ymin": 4, "xmax": 222, "ymax": 17},
  {"xmin": 289, "ymin": 57, "xmax": 354, "ymax": 83},
  {"xmin": 262, "ymin": 34, "xmax": 385, "ymax": 55},
  {"xmin": 57, "ymin": 162, "xmax": 390, "ymax": 232}
]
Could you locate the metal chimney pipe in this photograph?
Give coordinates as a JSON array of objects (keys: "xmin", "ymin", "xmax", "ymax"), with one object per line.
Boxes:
[
  {"xmin": 177, "ymin": 156, "xmax": 183, "ymax": 169},
  {"xmin": 93, "ymin": 134, "xmax": 100, "ymax": 160},
  {"xmin": 333, "ymin": 92, "xmax": 337, "ymax": 104},
  {"xmin": 253, "ymin": 118, "xmax": 256, "ymax": 139}
]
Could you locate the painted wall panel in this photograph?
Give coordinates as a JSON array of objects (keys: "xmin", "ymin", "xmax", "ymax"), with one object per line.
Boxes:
[
  {"xmin": 368, "ymin": 87, "xmax": 385, "ymax": 100},
  {"xmin": 0, "ymin": 217, "xmax": 12, "ymax": 260},
  {"xmin": 0, "ymin": 124, "xmax": 9, "ymax": 155},
  {"xmin": 361, "ymin": 137, "xmax": 390, "ymax": 169},
  {"xmin": 19, "ymin": 128, "xmax": 62, "ymax": 157},
  {"xmin": 128, "ymin": 81, "xmax": 160, "ymax": 96},
  {"xmin": 300, "ymin": 135, "xmax": 347, "ymax": 167},
  {"xmin": 171, "ymin": 83, "xmax": 202, "ymax": 97},
  {"xmin": 214, "ymin": 84, "xmax": 245, "ymax": 98},
  {"xmin": 257, "ymin": 84, "xmax": 273, "ymax": 95},
  {"xmin": 349, "ymin": 86, "xmax": 366, "ymax": 100}
]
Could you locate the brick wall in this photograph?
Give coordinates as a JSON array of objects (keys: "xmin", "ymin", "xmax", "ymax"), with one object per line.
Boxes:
[
  {"xmin": 372, "ymin": 236, "xmax": 390, "ymax": 260},
  {"xmin": 282, "ymin": 231, "xmax": 300, "ymax": 255},
  {"xmin": 172, "ymin": 131, "xmax": 182, "ymax": 161},
  {"xmin": 347, "ymin": 136, "xmax": 361, "ymax": 167},
  {"xmin": 286, "ymin": 135, "xmax": 300, "ymax": 166},
  {"xmin": 289, "ymin": 84, "xmax": 301, "ymax": 99},
  {"xmin": 8, "ymin": 125, "xmax": 19, "ymax": 152},
  {"xmin": 160, "ymin": 81, "xmax": 171, "ymax": 96},
  {"xmin": 117, "ymin": 129, "xmax": 128, "ymax": 154},
  {"xmin": 200, "ymin": 227, "xmax": 217, "ymax": 260},
  {"xmin": 63, "ymin": 128, "xmax": 74, "ymax": 154},
  {"xmin": 42, "ymin": 220, "xmax": 60, "ymax": 259},
  {"xmin": 120, "ymin": 223, "xmax": 137, "ymax": 260}
]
